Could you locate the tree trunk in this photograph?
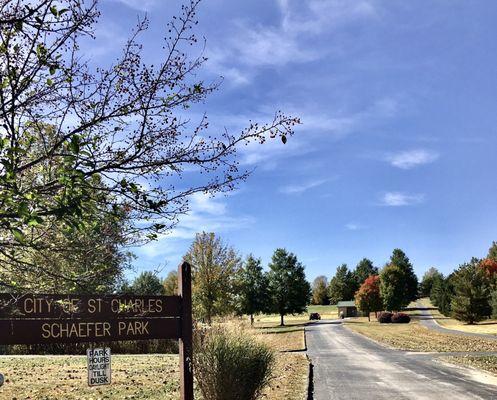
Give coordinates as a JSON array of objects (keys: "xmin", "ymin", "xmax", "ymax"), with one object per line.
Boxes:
[
  {"xmin": 368, "ymin": 312, "xmax": 371, "ymax": 322},
  {"xmin": 280, "ymin": 313, "xmax": 285, "ymax": 326},
  {"xmin": 250, "ymin": 314, "xmax": 254, "ymax": 327}
]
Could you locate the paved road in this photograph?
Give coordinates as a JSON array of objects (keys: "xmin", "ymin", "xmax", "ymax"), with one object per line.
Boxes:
[
  {"xmin": 306, "ymin": 320, "xmax": 497, "ymax": 400},
  {"xmin": 416, "ymin": 303, "xmax": 497, "ymax": 340}
]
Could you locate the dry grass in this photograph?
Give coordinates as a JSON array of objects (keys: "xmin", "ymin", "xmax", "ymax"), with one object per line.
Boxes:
[
  {"xmin": 0, "ymin": 354, "xmax": 185, "ymax": 400},
  {"xmin": 418, "ymin": 297, "xmax": 497, "ymax": 335},
  {"xmin": 345, "ymin": 317, "xmax": 497, "ymax": 352},
  {"xmin": 261, "ymin": 353, "xmax": 308, "ymax": 400},
  {"xmin": 0, "ymin": 321, "xmax": 309, "ymax": 400}
]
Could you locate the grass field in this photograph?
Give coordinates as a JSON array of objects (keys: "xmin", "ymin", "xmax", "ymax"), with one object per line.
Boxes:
[
  {"xmin": 0, "ymin": 320, "xmax": 309, "ymax": 400},
  {"xmin": 345, "ymin": 317, "xmax": 497, "ymax": 352},
  {"xmin": 418, "ymin": 297, "xmax": 497, "ymax": 335},
  {"xmin": 254, "ymin": 304, "xmax": 338, "ymax": 327}
]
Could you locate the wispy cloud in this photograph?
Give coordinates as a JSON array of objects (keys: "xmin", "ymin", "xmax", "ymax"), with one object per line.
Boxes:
[
  {"xmin": 206, "ymin": 0, "xmax": 379, "ymax": 84},
  {"xmin": 105, "ymin": 0, "xmax": 157, "ymax": 11},
  {"xmin": 379, "ymin": 192, "xmax": 425, "ymax": 207},
  {"xmin": 345, "ymin": 222, "xmax": 367, "ymax": 231},
  {"xmin": 280, "ymin": 179, "xmax": 328, "ymax": 195},
  {"xmin": 135, "ymin": 192, "xmax": 254, "ymax": 259},
  {"xmin": 386, "ymin": 149, "xmax": 439, "ymax": 169}
]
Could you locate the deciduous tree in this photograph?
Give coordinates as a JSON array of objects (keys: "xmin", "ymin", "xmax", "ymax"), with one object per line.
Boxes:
[
  {"xmin": 163, "ymin": 270, "xmax": 179, "ymax": 296},
  {"xmin": 0, "ymin": 0, "xmax": 298, "ymax": 288},
  {"xmin": 311, "ymin": 275, "xmax": 329, "ymax": 305},
  {"xmin": 267, "ymin": 249, "xmax": 311, "ymax": 326},
  {"xmin": 355, "ymin": 275, "xmax": 382, "ymax": 321},
  {"xmin": 184, "ymin": 232, "xmax": 241, "ymax": 324}
]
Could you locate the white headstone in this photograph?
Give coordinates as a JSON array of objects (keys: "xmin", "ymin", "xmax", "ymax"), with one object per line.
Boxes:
[{"xmin": 87, "ymin": 348, "xmax": 111, "ymax": 386}]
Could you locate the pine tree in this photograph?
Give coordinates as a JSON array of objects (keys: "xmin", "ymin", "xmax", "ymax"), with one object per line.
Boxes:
[
  {"xmin": 267, "ymin": 249, "xmax": 311, "ymax": 326},
  {"xmin": 328, "ymin": 264, "xmax": 358, "ymax": 304},
  {"xmin": 451, "ymin": 259, "xmax": 491, "ymax": 324},
  {"xmin": 420, "ymin": 267, "xmax": 443, "ymax": 297},
  {"xmin": 488, "ymin": 242, "xmax": 497, "ymax": 261},
  {"xmin": 238, "ymin": 255, "xmax": 270, "ymax": 326},
  {"xmin": 389, "ymin": 249, "xmax": 419, "ymax": 302},
  {"xmin": 353, "ymin": 258, "xmax": 378, "ymax": 287}
]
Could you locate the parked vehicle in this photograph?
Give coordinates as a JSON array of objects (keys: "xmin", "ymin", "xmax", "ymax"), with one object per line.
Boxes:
[{"xmin": 309, "ymin": 312, "xmax": 321, "ymax": 320}]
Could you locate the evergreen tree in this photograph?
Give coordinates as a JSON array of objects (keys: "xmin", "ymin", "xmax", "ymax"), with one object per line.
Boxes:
[
  {"xmin": 430, "ymin": 274, "xmax": 454, "ymax": 316},
  {"xmin": 311, "ymin": 276, "xmax": 329, "ymax": 305},
  {"xmin": 238, "ymin": 255, "xmax": 270, "ymax": 326},
  {"xmin": 488, "ymin": 242, "xmax": 497, "ymax": 261},
  {"xmin": 355, "ymin": 275, "xmax": 383, "ymax": 321},
  {"xmin": 267, "ymin": 249, "xmax": 311, "ymax": 326},
  {"xmin": 451, "ymin": 259, "xmax": 491, "ymax": 324},
  {"xmin": 353, "ymin": 258, "xmax": 378, "ymax": 287},
  {"xmin": 389, "ymin": 249, "xmax": 419, "ymax": 302},
  {"xmin": 328, "ymin": 264, "xmax": 357, "ymax": 304},
  {"xmin": 131, "ymin": 272, "xmax": 165, "ymax": 295},
  {"xmin": 420, "ymin": 267, "xmax": 443, "ymax": 297},
  {"xmin": 380, "ymin": 264, "xmax": 407, "ymax": 311}
]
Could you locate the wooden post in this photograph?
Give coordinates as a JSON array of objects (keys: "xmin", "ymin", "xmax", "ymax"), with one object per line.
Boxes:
[{"xmin": 178, "ymin": 261, "xmax": 194, "ymax": 400}]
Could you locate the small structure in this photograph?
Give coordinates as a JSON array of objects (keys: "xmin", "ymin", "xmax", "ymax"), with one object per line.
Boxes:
[{"xmin": 337, "ymin": 300, "xmax": 358, "ymax": 318}]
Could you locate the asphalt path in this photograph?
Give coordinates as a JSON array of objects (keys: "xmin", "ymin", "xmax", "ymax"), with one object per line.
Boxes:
[
  {"xmin": 416, "ymin": 303, "xmax": 497, "ymax": 340},
  {"xmin": 306, "ymin": 320, "xmax": 497, "ymax": 400}
]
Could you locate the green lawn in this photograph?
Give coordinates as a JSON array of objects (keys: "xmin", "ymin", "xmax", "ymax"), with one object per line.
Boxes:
[{"xmin": 254, "ymin": 304, "xmax": 338, "ymax": 327}]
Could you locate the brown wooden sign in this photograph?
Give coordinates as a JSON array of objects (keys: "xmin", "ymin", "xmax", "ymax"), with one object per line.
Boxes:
[
  {"xmin": 0, "ymin": 262, "xmax": 194, "ymax": 400},
  {"xmin": 0, "ymin": 318, "xmax": 180, "ymax": 345},
  {"xmin": 0, "ymin": 294, "xmax": 181, "ymax": 319}
]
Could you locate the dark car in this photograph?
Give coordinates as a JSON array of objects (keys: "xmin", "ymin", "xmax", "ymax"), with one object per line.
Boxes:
[{"xmin": 309, "ymin": 312, "xmax": 321, "ymax": 320}]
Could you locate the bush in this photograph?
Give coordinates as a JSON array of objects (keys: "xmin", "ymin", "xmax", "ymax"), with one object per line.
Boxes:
[
  {"xmin": 377, "ymin": 312, "xmax": 392, "ymax": 323},
  {"xmin": 391, "ymin": 312, "xmax": 411, "ymax": 323},
  {"xmin": 194, "ymin": 327, "xmax": 275, "ymax": 400}
]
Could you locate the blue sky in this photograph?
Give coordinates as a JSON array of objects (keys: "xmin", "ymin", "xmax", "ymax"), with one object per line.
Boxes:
[{"xmin": 92, "ymin": 0, "xmax": 497, "ymax": 281}]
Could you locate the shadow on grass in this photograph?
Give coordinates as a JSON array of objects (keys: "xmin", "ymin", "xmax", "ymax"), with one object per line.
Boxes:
[
  {"xmin": 259, "ymin": 327, "xmax": 304, "ymax": 334},
  {"xmin": 256, "ymin": 322, "xmax": 309, "ymax": 330}
]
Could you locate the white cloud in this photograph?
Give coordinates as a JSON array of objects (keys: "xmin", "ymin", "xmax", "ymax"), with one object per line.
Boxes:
[
  {"xmin": 135, "ymin": 192, "xmax": 253, "ymax": 259},
  {"xmin": 379, "ymin": 192, "xmax": 425, "ymax": 207},
  {"xmin": 105, "ymin": 0, "xmax": 157, "ymax": 11},
  {"xmin": 387, "ymin": 149, "xmax": 439, "ymax": 169},
  {"xmin": 280, "ymin": 179, "xmax": 328, "ymax": 194},
  {"xmin": 206, "ymin": 0, "xmax": 379, "ymax": 84},
  {"xmin": 345, "ymin": 222, "xmax": 366, "ymax": 231}
]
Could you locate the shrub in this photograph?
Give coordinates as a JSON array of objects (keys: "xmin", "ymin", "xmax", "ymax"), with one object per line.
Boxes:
[
  {"xmin": 377, "ymin": 311, "xmax": 392, "ymax": 323},
  {"xmin": 194, "ymin": 327, "xmax": 275, "ymax": 400},
  {"xmin": 391, "ymin": 312, "xmax": 411, "ymax": 323}
]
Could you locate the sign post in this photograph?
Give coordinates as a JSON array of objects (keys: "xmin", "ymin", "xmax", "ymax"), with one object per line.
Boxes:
[
  {"xmin": 0, "ymin": 261, "xmax": 194, "ymax": 399},
  {"xmin": 87, "ymin": 347, "xmax": 111, "ymax": 386},
  {"xmin": 178, "ymin": 261, "xmax": 193, "ymax": 400}
]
